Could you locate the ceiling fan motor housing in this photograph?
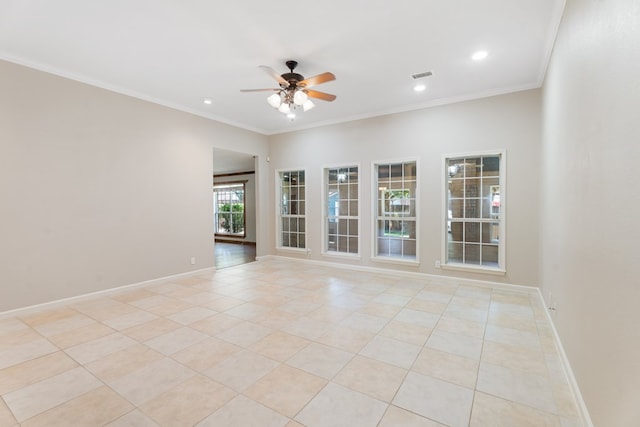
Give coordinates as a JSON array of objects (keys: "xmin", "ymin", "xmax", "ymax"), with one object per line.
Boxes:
[{"xmin": 281, "ymin": 60, "xmax": 304, "ymax": 87}]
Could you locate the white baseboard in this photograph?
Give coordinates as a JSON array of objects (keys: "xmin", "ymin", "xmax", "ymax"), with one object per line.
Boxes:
[
  {"xmin": 259, "ymin": 254, "xmax": 538, "ymax": 294},
  {"xmin": 0, "ymin": 266, "xmax": 216, "ymax": 319},
  {"xmin": 536, "ymin": 289, "xmax": 593, "ymax": 427}
]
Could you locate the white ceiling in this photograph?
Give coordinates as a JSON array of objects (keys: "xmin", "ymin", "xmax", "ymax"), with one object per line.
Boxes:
[{"xmin": 0, "ymin": 0, "xmax": 565, "ymax": 135}]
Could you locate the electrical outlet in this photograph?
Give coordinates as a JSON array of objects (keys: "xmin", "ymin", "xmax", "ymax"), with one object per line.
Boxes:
[
  {"xmin": 435, "ymin": 260, "xmax": 441, "ymax": 268},
  {"xmin": 190, "ymin": 257, "xmax": 196, "ymax": 265}
]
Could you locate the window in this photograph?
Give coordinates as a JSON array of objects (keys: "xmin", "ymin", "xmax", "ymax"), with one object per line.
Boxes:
[
  {"xmin": 445, "ymin": 153, "xmax": 504, "ymax": 270},
  {"xmin": 325, "ymin": 166, "xmax": 359, "ymax": 255},
  {"xmin": 279, "ymin": 170, "xmax": 306, "ymax": 249},
  {"xmin": 374, "ymin": 161, "xmax": 417, "ymax": 261},
  {"xmin": 213, "ymin": 182, "xmax": 245, "ymax": 237}
]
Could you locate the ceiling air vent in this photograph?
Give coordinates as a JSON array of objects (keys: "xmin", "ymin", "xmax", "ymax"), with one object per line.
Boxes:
[{"xmin": 411, "ymin": 71, "xmax": 433, "ymax": 79}]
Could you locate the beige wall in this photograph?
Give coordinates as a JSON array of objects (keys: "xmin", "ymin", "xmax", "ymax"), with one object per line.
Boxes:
[
  {"xmin": 0, "ymin": 60, "xmax": 268, "ymax": 312},
  {"xmin": 541, "ymin": 0, "xmax": 640, "ymax": 424},
  {"xmin": 268, "ymin": 89, "xmax": 541, "ymax": 286}
]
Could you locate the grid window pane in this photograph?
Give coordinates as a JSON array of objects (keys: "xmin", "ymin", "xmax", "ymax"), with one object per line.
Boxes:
[
  {"xmin": 279, "ymin": 170, "xmax": 306, "ymax": 249},
  {"xmin": 446, "ymin": 153, "xmax": 503, "ymax": 269},
  {"xmin": 214, "ymin": 183, "xmax": 245, "ymax": 237},
  {"xmin": 375, "ymin": 161, "xmax": 417, "ymax": 260},
  {"xmin": 325, "ymin": 166, "xmax": 359, "ymax": 254}
]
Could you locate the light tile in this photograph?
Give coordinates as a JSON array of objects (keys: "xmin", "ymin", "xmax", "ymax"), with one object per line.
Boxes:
[
  {"xmin": 412, "ymin": 347, "xmax": 478, "ymax": 389},
  {"xmin": 105, "ymin": 409, "xmax": 160, "ymax": 427},
  {"xmin": 287, "ymin": 342, "xmax": 354, "ymax": 380},
  {"xmin": 306, "ymin": 306, "xmax": 353, "ymax": 323},
  {"xmin": 470, "ymin": 391, "xmax": 561, "ymax": 427},
  {"xmin": 171, "ymin": 337, "xmax": 241, "ymax": 372},
  {"xmin": 47, "ymin": 321, "xmax": 114, "ymax": 348},
  {"xmin": 372, "ymin": 293, "xmax": 411, "ymax": 306},
  {"xmin": 0, "ymin": 398, "xmax": 17, "ymax": 426},
  {"xmin": 435, "ymin": 315, "xmax": 485, "ymax": 338},
  {"xmin": 485, "ymin": 324, "xmax": 541, "ymax": 350},
  {"xmin": 144, "ymin": 326, "xmax": 208, "ymax": 355},
  {"xmin": 426, "ymin": 330, "xmax": 483, "ymax": 360},
  {"xmin": 443, "ymin": 304, "xmax": 488, "ymax": 323},
  {"xmin": 315, "ymin": 327, "xmax": 375, "ymax": 353},
  {"xmin": 334, "ymin": 355, "xmax": 407, "ymax": 402},
  {"xmin": 224, "ymin": 302, "xmax": 272, "ymax": 320},
  {"xmin": 379, "ymin": 320, "xmax": 432, "ymax": 345},
  {"xmin": 405, "ymin": 298, "xmax": 448, "ymax": 314},
  {"xmin": 64, "ymin": 332, "xmax": 136, "ymax": 365},
  {"xmin": 204, "ymin": 349, "xmax": 279, "ymax": 392},
  {"xmin": 140, "ymin": 375, "xmax": 236, "ymax": 426},
  {"xmin": 120, "ymin": 317, "xmax": 182, "ymax": 342},
  {"xmin": 197, "ymin": 394, "xmax": 289, "ymax": 427},
  {"xmin": 281, "ymin": 316, "xmax": 333, "ymax": 340},
  {"xmin": 244, "ymin": 364, "xmax": 326, "ymax": 417},
  {"xmin": 85, "ymin": 344, "xmax": 164, "ymax": 382},
  {"xmin": 339, "ymin": 312, "xmax": 389, "ymax": 333},
  {"xmin": 481, "ymin": 340, "xmax": 548, "ymax": 377},
  {"xmin": 20, "ymin": 386, "xmax": 133, "ymax": 427},
  {"xmin": 476, "ymin": 362, "xmax": 557, "ymax": 414},
  {"xmin": 0, "ymin": 351, "xmax": 77, "ymax": 395},
  {"xmin": 216, "ymin": 321, "xmax": 273, "ymax": 347},
  {"xmin": 295, "ymin": 383, "xmax": 387, "ymax": 427},
  {"xmin": 4, "ymin": 366, "xmax": 102, "ymax": 422},
  {"xmin": 102, "ymin": 310, "xmax": 159, "ymax": 331},
  {"xmin": 393, "ymin": 371, "xmax": 474, "ymax": 427},
  {"xmin": 168, "ymin": 306, "xmax": 217, "ymax": 325},
  {"xmin": 378, "ymin": 405, "xmax": 445, "ymax": 427},
  {"xmin": 394, "ymin": 308, "xmax": 440, "ymax": 328},
  {"xmin": 0, "ymin": 337, "xmax": 58, "ymax": 370},
  {"xmin": 359, "ymin": 335, "xmax": 421, "ymax": 369},
  {"xmin": 32, "ymin": 313, "xmax": 96, "ymax": 337},
  {"xmin": 189, "ymin": 313, "xmax": 242, "ymax": 336},
  {"xmin": 250, "ymin": 331, "xmax": 310, "ymax": 362},
  {"xmin": 108, "ymin": 357, "xmax": 195, "ymax": 406}
]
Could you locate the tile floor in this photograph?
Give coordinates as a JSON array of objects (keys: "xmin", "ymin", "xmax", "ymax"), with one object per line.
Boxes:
[{"xmin": 0, "ymin": 258, "xmax": 583, "ymax": 426}]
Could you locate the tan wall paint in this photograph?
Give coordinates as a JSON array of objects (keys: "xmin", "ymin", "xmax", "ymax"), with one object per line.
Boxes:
[
  {"xmin": 0, "ymin": 60, "xmax": 268, "ymax": 312},
  {"xmin": 267, "ymin": 90, "xmax": 541, "ymax": 287},
  {"xmin": 541, "ymin": 0, "xmax": 640, "ymax": 424}
]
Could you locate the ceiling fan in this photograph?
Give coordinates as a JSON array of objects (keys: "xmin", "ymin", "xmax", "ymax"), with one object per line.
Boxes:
[{"xmin": 241, "ymin": 60, "xmax": 336, "ymax": 118}]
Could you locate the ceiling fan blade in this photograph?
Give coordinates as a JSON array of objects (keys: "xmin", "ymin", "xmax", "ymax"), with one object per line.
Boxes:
[
  {"xmin": 240, "ymin": 88, "xmax": 280, "ymax": 92},
  {"xmin": 300, "ymin": 72, "xmax": 335, "ymax": 88},
  {"xmin": 306, "ymin": 89, "xmax": 336, "ymax": 102},
  {"xmin": 259, "ymin": 65, "xmax": 287, "ymax": 85}
]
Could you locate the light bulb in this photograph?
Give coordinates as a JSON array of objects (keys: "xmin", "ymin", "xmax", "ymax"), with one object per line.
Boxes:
[
  {"xmin": 472, "ymin": 50, "xmax": 488, "ymax": 61},
  {"xmin": 413, "ymin": 84, "xmax": 426, "ymax": 92},
  {"xmin": 293, "ymin": 90, "xmax": 308, "ymax": 105},
  {"xmin": 302, "ymin": 100, "xmax": 315, "ymax": 112},
  {"xmin": 267, "ymin": 93, "xmax": 281, "ymax": 108},
  {"xmin": 278, "ymin": 103, "xmax": 290, "ymax": 114},
  {"xmin": 287, "ymin": 112, "xmax": 296, "ymax": 120}
]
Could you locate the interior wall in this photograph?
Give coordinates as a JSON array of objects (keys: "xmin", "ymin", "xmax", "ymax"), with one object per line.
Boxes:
[
  {"xmin": 267, "ymin": 89, "xmax": 541, "ymax": 287},
  {"xmin": 0, "ymin": 60, "xmax": 268, "ymax": 312},
  {"xmin": 540, "ymin": 0, "xmax": 640, "ymax": 424},
  {"xmin": 213, "ymin": 172, "xmax": 257, "ymax": 243}
]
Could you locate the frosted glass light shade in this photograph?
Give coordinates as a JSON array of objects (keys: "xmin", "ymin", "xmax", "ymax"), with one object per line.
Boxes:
[
  {"xmin": 302, "ymin": 100, "xmax": 315, "ymax": 112},
  {"xmin": 267, "ymin": 93, "xmax": 282, "ymax": 108},
  {"xmin": 293, "ymin": 90, "xmax": 308, "ymax": 105},
  {"xmin": 278, "ymin": 103, "xmax": 290, "ymax": 114}
]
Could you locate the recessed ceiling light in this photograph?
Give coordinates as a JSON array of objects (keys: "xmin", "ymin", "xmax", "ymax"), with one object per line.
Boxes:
[
  {"xmin": 413, "ymin": 84, "xmax": 427, "ymax": 92},
  {"xmin": 203, "ymin": 98, "xmax": 213, "ymax": 105},
  {"xmin": 472, "ymin": 50, "xmax": 488, "ymax": 61}
]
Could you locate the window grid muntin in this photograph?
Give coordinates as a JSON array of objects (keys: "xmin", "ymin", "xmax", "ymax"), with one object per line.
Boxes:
[
  {"xmin": 375, "ymin": 161, "xmax": 417, "ymax": 260},
  {"xmin": 326, "ymin": 166, "xmax": 359, "ymax": 254},
  {"xmin": 280, "ymin": 170, "xmax": 306, "ymax": 249},
  {"xmin": 447, "ymin": 154, "xmax": 501, "ymax": 268}
]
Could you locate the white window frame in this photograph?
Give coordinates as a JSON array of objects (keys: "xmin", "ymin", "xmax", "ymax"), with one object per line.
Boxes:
[
  {"xmin": 441, "ymin": 150, "xmax": 506, "ymax": 275},
  {"xmin": 371, "ymin": 158, "xmax": 420, "ymax": 266},
  {"xmin": 322, "ymin": 163, "xmax": 361, "ymax": 258},
  {"xmin": 276, "ymin": 168, "xmax": 307, "ymax": 252}
]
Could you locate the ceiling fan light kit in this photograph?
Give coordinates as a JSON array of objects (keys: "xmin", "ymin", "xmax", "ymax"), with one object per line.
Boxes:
[{"xmin": 241, "ymin": 60, "xmax": 336, "ymax": 120}]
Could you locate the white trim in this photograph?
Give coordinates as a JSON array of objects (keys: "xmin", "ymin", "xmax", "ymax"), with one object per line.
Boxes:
[
  {"xmin": 440, "ymin": 263, "xmax": 506, "ymax": 276},
  {"xmin": 536, "ymin": 289, "xmax": 594, "ymax": 427},
  {"xmin": 0, "ymin": 266, "xmax": 216, "ymax": 319},
  {"xmin": 370, "ymin": 256, "xmax": 420, "ymax": 268}
]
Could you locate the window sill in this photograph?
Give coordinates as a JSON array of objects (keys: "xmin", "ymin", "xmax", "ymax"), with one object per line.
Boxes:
[
  {"xmin": 371, "ymin": 256, "xmax": 420, "ymax": 267},
  {"xmin": 276, "ymin": 247, "xmax": 309, "ymax": 255},
  {"xmin": 321, "ymin": 252, "xmax": 361, "ymax": 261},
  {"xmin": 440, "ymin": 263, "xmax": 506, "ymax": 276}
]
